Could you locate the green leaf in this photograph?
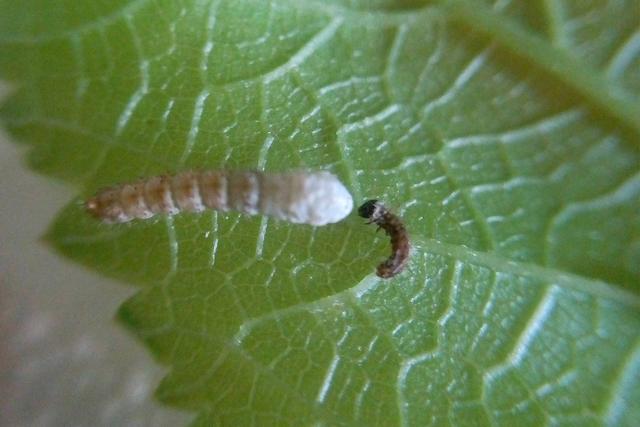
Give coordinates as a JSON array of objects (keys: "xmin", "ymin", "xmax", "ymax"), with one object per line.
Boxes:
[{"xmin": 1, "ymin": 0, "xmax": 639, "ymax": 425}]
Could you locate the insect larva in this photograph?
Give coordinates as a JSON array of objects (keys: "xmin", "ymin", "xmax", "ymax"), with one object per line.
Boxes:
[
  {"xmin": 358, "ymin": 200, "xmax": 410, "ymax": 278},
  {"xmin": 86, "ymin": 170, "xmax": 353, "ymax": 226}
]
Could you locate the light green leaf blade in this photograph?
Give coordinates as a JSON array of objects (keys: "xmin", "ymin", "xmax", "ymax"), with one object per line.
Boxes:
[{"xmin": 1, "ymin": 0, "xmax": 638, "ymax": 426}]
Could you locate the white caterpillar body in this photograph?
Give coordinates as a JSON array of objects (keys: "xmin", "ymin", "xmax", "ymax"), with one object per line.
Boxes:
[{"xmin": 86, "ymin": 170, "xmax": 353, "ymax": 226}]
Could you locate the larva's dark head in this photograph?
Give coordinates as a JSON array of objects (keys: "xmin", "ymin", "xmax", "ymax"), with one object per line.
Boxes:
[{"xmin": 358, "ymin": 199, "xmax": 379, "ymax": 219}]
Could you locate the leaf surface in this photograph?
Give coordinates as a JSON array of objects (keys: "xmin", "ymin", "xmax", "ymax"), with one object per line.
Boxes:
[{"xmin": 1, "ymin": 0, "xmax": 639, "ymax": 425}]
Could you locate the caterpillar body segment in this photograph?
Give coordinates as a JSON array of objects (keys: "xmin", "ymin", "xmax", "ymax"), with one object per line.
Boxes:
[{"xmin": 86, "ymin": 170, "xmax": 353, "ymax": 226}]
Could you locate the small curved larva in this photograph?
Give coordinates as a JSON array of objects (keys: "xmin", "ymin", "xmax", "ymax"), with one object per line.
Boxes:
[
  {"xmin": 358, "ymin": 199, "xmax": 410, "ymax": 278},
  {"xmin": 86, "ymin": 170, "xmax": 353, "ymax": 226}
]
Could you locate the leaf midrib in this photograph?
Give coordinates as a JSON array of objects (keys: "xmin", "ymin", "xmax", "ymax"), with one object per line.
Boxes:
[
  {"xmin": 412, "ymin": 235, "xmax": 640, "ymax": 308},
  {"xmin": 222, "ymin": 234, "xmax": 640, "ymax": 333}
]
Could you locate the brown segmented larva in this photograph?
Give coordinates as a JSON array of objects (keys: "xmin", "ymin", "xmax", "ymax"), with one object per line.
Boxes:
[
  {"xmin": 358, "ymin": 200, "xmax": 410, "ymax": 278},
  {"xmin": 86, "ymin": 170, "xmax": 353, "ymax": 226}
]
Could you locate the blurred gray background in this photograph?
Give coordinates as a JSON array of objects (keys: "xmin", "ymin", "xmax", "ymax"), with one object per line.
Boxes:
[{"xmin": 0, "ymin": 84, "xmax": 191, "ymax": 427}]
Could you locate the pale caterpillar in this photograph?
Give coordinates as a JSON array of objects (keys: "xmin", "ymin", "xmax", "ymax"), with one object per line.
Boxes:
[
  {"xmin": 358, "ymin": 200, "xmax": 410, "ymax": 278},
  {"xmin": 86, "ymin": 170, "xmax": 353, "ymax": 226}
]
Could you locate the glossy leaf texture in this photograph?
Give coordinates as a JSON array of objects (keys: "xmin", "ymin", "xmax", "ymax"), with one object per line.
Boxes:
[{"xmin": 1, "ymin": 0, "xmax": 639, "ymax": 425}]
